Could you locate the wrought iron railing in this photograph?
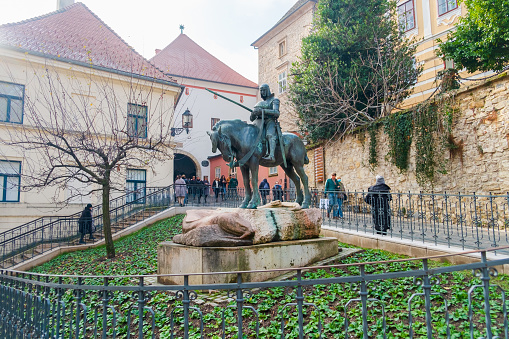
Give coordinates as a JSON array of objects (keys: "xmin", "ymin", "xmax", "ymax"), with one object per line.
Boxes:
[
  {"xmin": 2, "ymin": 187, "xmax": 509, "ymax": 268},
  {"xmin": 0, "ymin": 248, "xmax": 507, "ymax": 338},
  {"xmin": 0, "ymin": 186, "xmax": 173, "ymax": 268}
]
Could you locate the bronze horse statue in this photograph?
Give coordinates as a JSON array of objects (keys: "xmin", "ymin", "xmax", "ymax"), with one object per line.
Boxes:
[{"xmin": 207, "ymin": 119, "xmax": 311, "ymax": 209}]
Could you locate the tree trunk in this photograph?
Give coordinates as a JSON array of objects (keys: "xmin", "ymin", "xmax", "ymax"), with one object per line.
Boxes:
[{"xmin": 102, "ymin": 184, "xmax": 115, "ymax": 258}]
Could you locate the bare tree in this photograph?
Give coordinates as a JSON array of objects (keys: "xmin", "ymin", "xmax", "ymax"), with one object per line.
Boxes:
[{"xmin": 1, "ymin": 58, "xmax": 181, "ymax": 258}]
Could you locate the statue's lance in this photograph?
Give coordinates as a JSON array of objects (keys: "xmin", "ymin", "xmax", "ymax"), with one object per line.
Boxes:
[
  {"xmin": 205, "ymin": 88, "xmax": 253, "ymax": 112},
  {"xmin": 205, "ymin": 88, "xmax": 287, "ymax": 168}
]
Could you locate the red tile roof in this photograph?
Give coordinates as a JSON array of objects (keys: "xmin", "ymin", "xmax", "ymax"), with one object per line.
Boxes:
[
  {"xmin": 0, "ymin": 2, "xmax": 178, "ymax": 85},
  {"xmin": 150, "ymin": 34, "xmax": 258, "ymax": 88}
]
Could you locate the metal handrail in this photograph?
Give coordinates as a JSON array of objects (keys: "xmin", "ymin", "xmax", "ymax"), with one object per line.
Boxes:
[
  {"xmin": 0, "ymin": 185, "xmax": 173, "ymax": 267},
  {"xmin": 0, "ymin": 185, "xmax": 169, "ymax": 243}
]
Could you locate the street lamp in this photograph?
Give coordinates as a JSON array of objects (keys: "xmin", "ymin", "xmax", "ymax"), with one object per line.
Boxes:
[{"xmin": 171, "ymin": 108, "xmax": 193, "ymax": 136}]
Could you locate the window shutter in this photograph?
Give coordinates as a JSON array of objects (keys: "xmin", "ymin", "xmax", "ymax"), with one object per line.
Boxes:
[{"xmin": 314, "ymin": 147, "xmax": 324, "ymax": 183}]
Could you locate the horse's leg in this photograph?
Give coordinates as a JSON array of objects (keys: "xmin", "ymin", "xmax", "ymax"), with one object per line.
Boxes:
[
  {"xmin": 294, "ymin": 164, "xmax": 311, "ymax": 209},
  {"xmin": 281, "ymin": 164, "xmax": 303, "ymax": 205},
  {"xmin": 246, "ymin": 160, "xmax": 261, "ymax": 209},
  {"xmin": 239, "ymin": 165, "xmax": 251, "ymax": 208}
]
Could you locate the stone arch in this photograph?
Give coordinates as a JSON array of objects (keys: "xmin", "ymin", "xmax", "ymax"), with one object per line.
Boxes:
[{"xmin": 173, "ymin": 150, "xmax": 201, "ymax": 180}]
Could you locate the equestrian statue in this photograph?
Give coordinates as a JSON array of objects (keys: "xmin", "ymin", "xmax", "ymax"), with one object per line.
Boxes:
[{"xmin": 206, "ymin": 84, "xmax": 311, "ymax": 209}]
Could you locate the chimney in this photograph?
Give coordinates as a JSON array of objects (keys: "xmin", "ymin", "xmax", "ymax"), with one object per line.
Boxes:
[
  {"xmin": 155, "ymin": 49, "xmax": 161, "ymax": 55},
  {"xmin": 57, "ymin": 0, "xmax": 75, "ymax": 10}
]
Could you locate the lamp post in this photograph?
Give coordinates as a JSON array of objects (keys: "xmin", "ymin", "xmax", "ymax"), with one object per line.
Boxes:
[{"xmin": 171, "ymin": 108, "xmax": 193, "ymax": 136}]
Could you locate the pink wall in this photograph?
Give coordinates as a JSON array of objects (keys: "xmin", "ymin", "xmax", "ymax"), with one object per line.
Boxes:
[{"xmin": 208, "ymin": 155, "xmax": 288, "ymax": 190}]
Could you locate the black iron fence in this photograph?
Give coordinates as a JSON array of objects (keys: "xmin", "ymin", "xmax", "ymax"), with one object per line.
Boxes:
[
  {"xmin": 0, "ymin": 248, "xmax": 507, "ymax": 338},
  {"xmin": 2, "ymin": 187, "xmax": 509, "ymax": 268}
]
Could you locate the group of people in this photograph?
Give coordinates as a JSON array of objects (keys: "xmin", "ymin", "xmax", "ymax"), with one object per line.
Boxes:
[
  {"xmin": 174, "ymin": 174, "xmax": 240, "ymax": 206},
  {"xmin": 211, "ymin": 174, "xmax": 239, "ymax": 201},
  {"xmin": 324, "ymin": 172, "xmax": 392, "ymax": 236},
  {"xmin": 258, "ymin": 179, "xmax": 283, "ymax": 205}
]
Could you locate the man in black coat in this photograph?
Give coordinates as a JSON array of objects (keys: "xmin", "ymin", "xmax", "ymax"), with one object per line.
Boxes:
[
  {"xmin": 78, "ymin": 203, "xmax": 94, "ymax": 244},
  {"xmin": 364, "ymin": 175, "xmax": 392, "ymax": 235}
]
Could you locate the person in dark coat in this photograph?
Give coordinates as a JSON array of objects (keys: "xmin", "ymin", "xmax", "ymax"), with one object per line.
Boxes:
[
  {"xmin": 220, "ymin": 175, "xmax": 227, "ymax": 200},
  {"xmin": 259, "ymin": 178, "xmax": 270, "ymax": 205},
  {"xmin": 364, "ymin": 175, "xmax": 392, "ymax": 235},
  {"xmin": 78, "ymin": 203, "xmax": 94, "ymax": 244},
  {"xmin": 196, "ymin": 177, "xmax": 205, "ymax": 204},
  {"xmin": 272, "ymin": 181, "xmax": 283, "ymax": 202},
  {"xmin": 202, "ymin": 176, "xmax": 210, "ymax": 203},
  {"xmin": 228, "ymin": 174, "xmax": 239, "ymax": 199},
  {"xmin": 212, "ymin": 177, "xmax": 221, "ymax": 202}
]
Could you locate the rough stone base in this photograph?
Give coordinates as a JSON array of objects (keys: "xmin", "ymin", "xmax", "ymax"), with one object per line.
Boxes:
[{"xmin": 157, "ymin": 237, "xmax": 339, "ymax": 285}]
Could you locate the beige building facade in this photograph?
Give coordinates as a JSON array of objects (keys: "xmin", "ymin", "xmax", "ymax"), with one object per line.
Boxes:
[
  {"xmin": 0, "ymin": 3, "xmax": 181, "ymax": 232},
  {"xmin": 251, "ymin": 0, "xmax": 317, "ymax": 133}
]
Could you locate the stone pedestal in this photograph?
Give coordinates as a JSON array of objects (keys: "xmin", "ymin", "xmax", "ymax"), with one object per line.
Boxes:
[{"xmin": 157, "ymin": 237, "xmax": 338, "ymax": 285}]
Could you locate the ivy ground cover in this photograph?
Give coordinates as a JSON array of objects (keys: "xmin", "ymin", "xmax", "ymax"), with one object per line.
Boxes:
[{"xmin": 28, "ymin": 215, "xmax": 509, "ymax": 338}]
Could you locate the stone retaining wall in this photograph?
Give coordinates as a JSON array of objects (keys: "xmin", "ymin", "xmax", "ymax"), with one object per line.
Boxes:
[{"xmin": 305, "ymin": 72, "xmax": 509, "ymax": 194}]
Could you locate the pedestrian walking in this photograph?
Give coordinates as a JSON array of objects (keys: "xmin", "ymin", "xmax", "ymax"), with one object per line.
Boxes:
[
  {"xmin": 324, "ymin": 173, "xmax": 340, "ymax": 218},
  {"xmin": 364, "ymin": 175, "xmax": 392, "ymax": 235},
  {"xmin": 228, "ymin": 174, "xmax": 238, "ymax": 199},
  {"xmin": 272, "ymin": 181, "xmax": 283, "ymax": 201},
  {"xmin": 175, "ymin": 175, "xmax": 187, "ymax": 206},
  {"xmin": 182, "ymin": 175, "xmax": 189, "ymax": 205},
  {"xmin": 337, "ymin": 176, "xmax": 347, "ymax": 218},
  {"xmin": 212, "ymin": 177, "xmax": 221, "ymax": 202},
  {"xmin": 78, "ymin": 203, "xmax": 94, "ymax": 244},
  {"xmin": 220, "ymin": 175, "xmax": 227, "ymax": 200},
  {"xmin": 202, "ymin": 176, "xmax": 210, "ymax": 204},
  {"xmin": 196, "ymin": 177, "xmax": 204, "ymax": 204},
  {"xmin": 259, "ymin": 178, "xmax": 270, "ymax": 205},
  {"xmin": 190, "ymin": 176, "xmax": 197, "ymax": 201}
]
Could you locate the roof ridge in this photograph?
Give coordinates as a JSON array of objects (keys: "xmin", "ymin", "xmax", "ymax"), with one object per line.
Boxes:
[
  {"xmin": 152, "ymin": 34, "xmax": 257, "ymax": 87},
  {"xmin": 0, "ymin": 2, "xmax": 80, "ymax": 27}
]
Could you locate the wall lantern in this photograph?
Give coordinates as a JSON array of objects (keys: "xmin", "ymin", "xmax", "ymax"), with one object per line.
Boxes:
[{"xmin": 171, "ymin": 108, "xmax": 193, "ymax": 136}]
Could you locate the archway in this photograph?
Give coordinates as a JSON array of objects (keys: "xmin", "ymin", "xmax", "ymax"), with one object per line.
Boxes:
[{"xmin": 173, "ymin": 153, "xmax": 198, "ymax": 180}]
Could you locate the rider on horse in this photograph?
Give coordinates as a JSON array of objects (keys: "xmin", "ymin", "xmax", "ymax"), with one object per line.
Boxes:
[{"xmin": 250, "ymin": 84, "xmax": 280, "ymax": 162}]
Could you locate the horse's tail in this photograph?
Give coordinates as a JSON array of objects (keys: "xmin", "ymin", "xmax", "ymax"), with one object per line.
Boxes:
[{"xmin": 304, "ymin": 154, "xmax": 309, "ymax": 165}]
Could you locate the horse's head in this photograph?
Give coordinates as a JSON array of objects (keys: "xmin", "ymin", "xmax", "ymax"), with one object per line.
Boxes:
[
  {"xmin": 207, "ymin": 125, "xmax": 233, "ymax": 161},
  {"xmin": 207, "ymin": 128, "xmax": 220, "ymax": 153}
]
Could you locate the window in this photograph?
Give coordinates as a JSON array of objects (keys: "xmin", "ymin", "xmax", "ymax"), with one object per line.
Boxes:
[
  {"xmin": 127, "ymin": 103, "xmax": 147, "ymax": 138},
  {"xmin": 278, "ymin": 71, "xmax": 287, "ymax": 94},
  {"xmin": 0, "ymin": 81, "xmax": 24, "ymax": 124},
  {"xmin": 438, "ymin": 0, "xmax": 458, "ymax": 15},
  {"xmin": 269, "ymin": 166, "xmax": 278, "ymax": 176},
  {"xmin": 211, "ymin": 118, "xmax": 220, "ymax": 130},
  {"xmin": 278, "ymin": 40, "xmax": 286, "ymax": 57},
  {"xmin": 0, "ymin": 160, "xmax": 21, "ymax": 202},
  {"xmin": 126, "ymin": 169, "xmax": 146, "ymax": 203},
  {"xmin": 398, "ymin": 0, "xmax": 415, "ymax": 32},
  {"xmin": 215, "ymin": 167, "xmax": 221, "ymax": 179}
]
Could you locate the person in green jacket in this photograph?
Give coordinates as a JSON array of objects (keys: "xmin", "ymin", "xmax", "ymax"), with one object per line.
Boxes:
[
  {"xmin": 324, "ymin": 173, "xmax": 340, "ymax": 218},
  {"xmin": 228, "ymin": 174, "xmax": 239, "ymax": 199}
]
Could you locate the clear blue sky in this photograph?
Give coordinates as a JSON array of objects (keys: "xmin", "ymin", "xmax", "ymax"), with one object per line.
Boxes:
[{"xmin": 0, "ymin": 0, "xmax": 299, "ymax": 83}]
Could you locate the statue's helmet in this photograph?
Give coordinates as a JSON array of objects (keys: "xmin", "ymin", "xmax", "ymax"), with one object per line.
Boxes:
[{"xmin": 259, "ymin": 83, "xmax": 271, "ymax": 99}]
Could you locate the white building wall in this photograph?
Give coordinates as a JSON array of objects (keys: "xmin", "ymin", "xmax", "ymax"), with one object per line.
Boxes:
[{"xmin": 172, "ymin": 77, "xmax": 258, "ymax": 179}]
